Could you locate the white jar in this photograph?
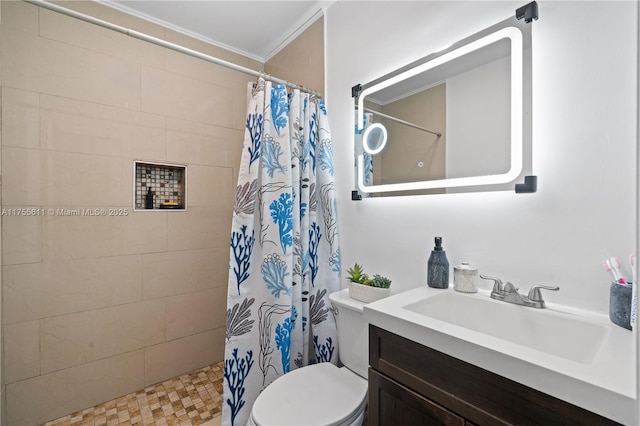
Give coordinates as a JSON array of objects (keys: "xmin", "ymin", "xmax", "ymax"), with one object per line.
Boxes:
[{"xmin": 453, "ymin": 262, "xmax": 478, "ymax": 293}]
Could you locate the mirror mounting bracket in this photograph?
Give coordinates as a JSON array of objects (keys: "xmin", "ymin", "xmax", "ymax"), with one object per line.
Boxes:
[
  {"xmin": 516, "ymin": 1, "xmax": 539, "ymax": 24},
  {"xmin": 351, "ymin": 84, "xmax": 362, "ymax": 98},
  {"xmin": 515, "ymin": 175, "xmax": 538, "ymax": 193},
  {"xmin": 351, "ymin": 190, "xmax": 362, "ymax": 201}
]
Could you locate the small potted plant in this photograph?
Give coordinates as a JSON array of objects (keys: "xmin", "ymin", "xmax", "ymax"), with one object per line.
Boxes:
[{"xmin": 346, "ymin": 263, "xmax": 392, "ymax": 303}]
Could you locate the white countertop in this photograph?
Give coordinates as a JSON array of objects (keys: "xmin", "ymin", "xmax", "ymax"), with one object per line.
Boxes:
[{"xmin": 363, "ymin": 287, "xmax": 637, "ymax": 425}]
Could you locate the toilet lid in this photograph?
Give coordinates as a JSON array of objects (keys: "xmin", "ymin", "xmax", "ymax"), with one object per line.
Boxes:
[{"xmin": 251, "ymin": 363, "xmax": 368, "ymax": 426}]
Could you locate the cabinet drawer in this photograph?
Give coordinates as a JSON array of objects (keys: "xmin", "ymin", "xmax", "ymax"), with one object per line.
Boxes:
[
  {"xmin": 369, "ymin": 325, "xmax": 620, "ymax": 426},
  {"xmin": 369, "ymin": 368, "xmax": 465, "ymax": 426}
]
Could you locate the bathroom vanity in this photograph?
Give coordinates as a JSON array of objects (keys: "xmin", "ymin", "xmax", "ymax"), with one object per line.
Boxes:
[
  {"xmin": 368, "ymin": 325, "xmax": 619, "ymax": 425},
  {"xmin": 364, "ymin": 288, "xmax": 635, "ymax": 425}
]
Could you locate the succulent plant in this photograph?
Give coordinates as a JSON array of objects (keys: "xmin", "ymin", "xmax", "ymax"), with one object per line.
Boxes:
[
  {"xmin": 346, "ymin": 263, "xmax": 370, "ymax": 284},
  {"xmin": 370, "ymin": 274, "xmax": 392, "ymax": 289},
  {"xmin": 347, "ymin": 264, "xmax": 391, "ymax": 289}
]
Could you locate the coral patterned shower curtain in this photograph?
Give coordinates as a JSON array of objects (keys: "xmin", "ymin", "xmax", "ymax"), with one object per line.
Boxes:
[{"xmin": 223, "ymin": 78, "xmax": 341, "ymax": 426}]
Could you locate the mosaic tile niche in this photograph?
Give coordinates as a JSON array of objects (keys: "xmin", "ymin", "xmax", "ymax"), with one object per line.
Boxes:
[{"xmin": 135, "ymin": 161, "xmax": 186, "ymax": 210}]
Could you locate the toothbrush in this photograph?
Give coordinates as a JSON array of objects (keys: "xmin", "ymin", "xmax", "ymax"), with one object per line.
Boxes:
[
  {"xmin": 630, "ymin": 255, "xmax": 637, "ymax": 327},
  {"xmin": 603, "ymin": 259, "xmax": 622, "ymax": 283},
  {"xmin": 609, "ymin": 257, "xmax": 627, "ymax": 284}
]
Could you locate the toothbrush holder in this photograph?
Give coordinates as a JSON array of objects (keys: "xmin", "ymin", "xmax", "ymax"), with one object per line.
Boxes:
[{"xmin": 609, "ymin": 282, "xmax": 633, "ymax": 331}]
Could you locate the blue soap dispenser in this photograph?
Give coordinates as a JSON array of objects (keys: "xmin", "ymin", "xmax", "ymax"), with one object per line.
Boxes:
[{"xmin": 427, "ymin": 237, "xmax": 449, "ymax": 289}]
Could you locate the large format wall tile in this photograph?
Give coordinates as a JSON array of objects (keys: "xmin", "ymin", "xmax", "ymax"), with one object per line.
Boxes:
[
  {"xmin": 144, "ymin": 328, "xmax": 224, "ymax": 387},
  {"xmin": 264, "ymin": 18, "xmax": 325, "ymax": 97},
  {"xmin": 1, "ymin": 213, "xmax": 42, "ymax": 265},
  {"xmin": 3, "ymin": 320, "xmax": 40, "ymax": 384},
  {"xmin": 40, "ymin": 94, "xmax": 166, "ymax": 160},
  {"xmin": 187, "ymin": 164, "xmax": 234, "ymax": 207},
  {"xmin": 165, "ymin": 289, "xmax": 226, "ymax": 341},
  {"xmin": 163, "ymin": 28, "xmax": 262, "ymax": 132},
  {"xmin": 2, "ymin": 29, "xmax": 141, "ymax": 110},
  {"xmin": 209, "ymin": 287, "xmax": 229, "ymax": 330},
  {"xmin": 40, "ymin": 299, "xmax": 165, "ymax": 374},
  {"xmin": 167, "ymin": 206, "xmax": 232, "ymax": 251},
  {"xmin": 1, "ymin": 87, "xmax": 40, "ymax": 150},
  {"xmin": 164, "ymin": 28, "xmax": 262, "ymax": 72},
  {"xmin": 7, "ymin": 350, "xmax": 145, "ymax": 426},
  {"xmin": 39, "ymin": 8, "xmax": 165, "ymax": 69},
  {"xmin": 1, "ymin": 147, "xmax": 46, "ymax": 206},
  {"xmin": 166, "ymin": 117, "xmax": 243, "ymax": 169},
  {"xmin": 231, "ymin": 83, "xmax": 253, "ymax": 131},
  {"xmin": 141, "ymin": 66, "xmax": 233, "ymax": 127},
  {"xmin": 163, "ymin": 48, "xmax": 259, "ymax": 131},
  {"xmin": 1, "ymin": 1, "xmax": 38, "ymax": 34},
  {"xmin": 42, "ymin": 211, "xmax": 167, "ymax": 260},
  {"xmin": 164, "ymin": 48, "xmax": 249, "ymax": 88},
  {"xmin": 3, "ymin": 255, "xmax": 143, "ymax": 324},
  {"xmin": 142, "ymin": 247, "xmax": 229, "ymax": 300},
  {"xmin": 55, "ymin": 0, "xmax": 166, "ymax": 40},
  {"xmin": 2, "ymin": 147, "xmax": 132, "ymax": 207}
]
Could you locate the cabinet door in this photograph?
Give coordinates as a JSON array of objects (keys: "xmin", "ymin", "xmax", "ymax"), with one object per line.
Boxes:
[
  {"xmin": 369, "ymin": 325, "xmax": 622, "ymax": 426},
  {"xmin": 369, "ymin": 368, "xmax": 465, "ymax": 426}
]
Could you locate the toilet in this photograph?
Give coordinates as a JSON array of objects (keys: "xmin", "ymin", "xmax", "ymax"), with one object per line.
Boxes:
[{"xmin": 247, "ymin": 288, "xmax": 369, "ymax": 426}]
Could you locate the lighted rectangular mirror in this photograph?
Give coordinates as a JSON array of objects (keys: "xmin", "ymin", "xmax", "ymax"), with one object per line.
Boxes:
[{"xmin": 353, "ymin": 4, "xmax": 535, "ymax": 197}]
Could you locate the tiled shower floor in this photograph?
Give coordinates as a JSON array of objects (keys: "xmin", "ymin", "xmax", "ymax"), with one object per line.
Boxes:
[{"xmin": 41, "ymin": 361, "xmax": 225, "ymax": 426}]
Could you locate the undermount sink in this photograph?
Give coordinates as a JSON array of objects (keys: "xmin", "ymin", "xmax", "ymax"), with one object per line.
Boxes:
[{"xmin": 404, "ymin": 291, "xmax": 609, "ymax": 364}]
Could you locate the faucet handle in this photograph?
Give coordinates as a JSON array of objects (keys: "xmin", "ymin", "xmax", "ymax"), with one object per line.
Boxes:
[
  {"xmin": 503, "ymin": 282, "xmax": 518, "ymax": 293},
  {"xmin": 480, "ymin": 275, "xmax": 504, "ymax": 294},
  {"xmin": 527, "ymin": 285, "xmax": 560, "ymax": 306}
]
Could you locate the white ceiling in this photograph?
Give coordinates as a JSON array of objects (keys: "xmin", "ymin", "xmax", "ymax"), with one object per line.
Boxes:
[{"xmin": 101, "ymin": 0, "xmax": 331, "ymax": 62}]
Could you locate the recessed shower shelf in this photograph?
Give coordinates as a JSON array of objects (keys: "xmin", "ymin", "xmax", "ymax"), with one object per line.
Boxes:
[{"xmin": 134, "ymin": 161, "xmax": 187, "ymax": 211}]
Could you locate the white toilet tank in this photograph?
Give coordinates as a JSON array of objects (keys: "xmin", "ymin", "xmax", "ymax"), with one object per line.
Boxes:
[{"xmin": 329, "ymin": 289, "xmax": 369, "ymax": 378}]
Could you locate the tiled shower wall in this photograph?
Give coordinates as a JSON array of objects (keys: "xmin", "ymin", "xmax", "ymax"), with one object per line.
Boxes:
[
  {"xmin": 264, "ymin": 17, "xmax": 325, "ymax": 97},
  {"xmin": 0, "ymin": 1, "xmax": 261, "ymax": 424}
]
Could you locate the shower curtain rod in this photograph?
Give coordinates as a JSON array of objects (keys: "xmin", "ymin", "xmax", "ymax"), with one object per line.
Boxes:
[
  {"xmin": 362, "ymin": 107, "xmax": 442, "ymax": 137},
  {"xmin": 24, "ymin": 0, "xmax": 322, "ymax": 98}
]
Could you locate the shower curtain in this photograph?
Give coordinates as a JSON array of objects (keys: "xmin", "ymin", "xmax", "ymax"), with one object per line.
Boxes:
[{"xmin": 223, "ymin": 78, "xmax": 341, "ymax": 426}]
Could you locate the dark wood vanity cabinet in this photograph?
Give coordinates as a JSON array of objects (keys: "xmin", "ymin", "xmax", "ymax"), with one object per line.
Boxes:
[{"xmin": 368, "ymin": 325, "xmax": 621, "ymax": 426}]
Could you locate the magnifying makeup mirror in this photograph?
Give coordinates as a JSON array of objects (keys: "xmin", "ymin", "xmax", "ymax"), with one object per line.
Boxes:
[{"xmin": 362, "ymin": 123, "xmax": 388, "ymax": 155}]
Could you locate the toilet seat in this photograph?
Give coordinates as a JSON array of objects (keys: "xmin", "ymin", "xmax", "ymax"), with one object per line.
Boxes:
[{"xmin": 249, "ymin": 362, "xmax": 368, "ymax": 426}]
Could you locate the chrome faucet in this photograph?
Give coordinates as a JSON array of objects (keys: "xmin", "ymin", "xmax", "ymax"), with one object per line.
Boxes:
[
  {"xmin": 480, "ymin": 275, "xmax": 505, "ymax": 300},
  {"xmin": 480, "ymin": 275, "xmax": 559, "ymax": 309}
]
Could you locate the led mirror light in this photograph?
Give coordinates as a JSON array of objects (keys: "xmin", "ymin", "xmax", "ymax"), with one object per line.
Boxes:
[
  {"xmin": 363, "ymin": 123, "xmax": 388, "ymax": 155},
  {"xmin": 356, "ymin": 25, "xmax": 524, "ymax": 193}
]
